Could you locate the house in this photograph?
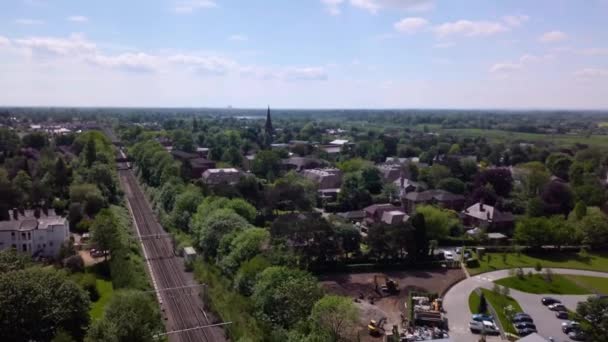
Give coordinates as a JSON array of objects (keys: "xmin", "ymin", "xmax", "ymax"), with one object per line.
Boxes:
[
  {"xmin": 393, "ymin": 176, "xmax": 427, "ymax": 197},
  {"xmin": 202, "ymin": 168, "xmax": 243, "ymax": 185},
  {"xmin": 381, "ymin": 210, "xmax": 410, "ymax": 225},
  {"xmin": 402, "ymin": 189, "xmax": 465, "ymax": 213},
  {"xmin": 376, "ymin": 163, "xmax": 404, "ymax": 183},
  {"xmin": 171, "ymin": 150, "xmax": 199, "ymax": 162},
  {"xmin": 282, "ymin": 157, "xmax": 328, "ymax": 172},
  {"xmin": 301, "ymin": 168, "xmax": 342, "ymax": 190},
  {"xmin": 195, "ymin": 147, "xmax": 210, "ymax": 158},
  {"xmin": 461, "ymin": 202, "xmax": 515, "ymax": 232},
  {"xmin": 363, "ymin": 203, "xmax": 402, "ymax": 225},
  {"xmin": 337, "ymin": 210, "xmax": 366, "ymax": 223},
  {"xmin": 0, "ymin": 209, "xmax": 70, "ymax": 257},
  {"xmin": 188, "ymin": 158, "xmax": 216, "ymax": 178}
]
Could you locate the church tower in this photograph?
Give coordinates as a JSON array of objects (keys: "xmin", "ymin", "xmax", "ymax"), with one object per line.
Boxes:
[{"xmin": 265, "ymin": 105, "xmax": 273, "ymax": 136}]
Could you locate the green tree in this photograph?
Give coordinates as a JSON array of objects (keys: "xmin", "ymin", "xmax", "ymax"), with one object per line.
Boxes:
[
  {"xmin": 338, "ymin": 172, "xmax": 371, "ymax": 211},
  {"xmin": 85, "ymin": 136, "xmax": 97, "ymax": 167},
  {"xmin": 252, "ymin": 266, "xmax": 323, "ymax": 328},
  {"xmin": 12, "ymin": 170, "xmax": 32, "ymax": 206},
  {"xmin": 361, "ymin": 166, "xmax": 383, "ymax": 194},
  {"xmin": 309, "ymin": 295, "xmax": 359, "ymax": 342},
  {"xmin": 169, "ymin": 185, "xmax": 204, "ymax": 231},
  {"xmin": 219, "ymin": 228, "xmax": 270, "ymax": 275},
  {"xmin": 252, "ymin": 150, "xmax": 281, "ymax": 181},
  {"xmin": 420, "ymin": 164, "xmax": 451, "ymax": 188},
  {"xmin": 0, "ymin": 249, "xmax": 31, "ymax": 273},
  {"xmin": 0, "ymin": 268, "xmax": 90, "ymax": 342},
  {"xmin": 437, "ymin": 177, "xmax": 466, "ymax": 194},
  {"xmin": 234, "ymin": 255, "xmax": 271, "ymax": 296},
  {"xmin": 86, "ymin": 290, "xmax": 162, "ymax": 342},
  {"xmin": 193, "ymin": 209, "xmax": 253, "ymax": 259},
  {"xmin": 578, "ymin": 208, "xmax": 608, "ymax": 250},
  {"xmin": 545, "ymin": 153, "xmax": 573, "ymax": 181},
  {"xmin": 415, "ymin": 205, "xmax": 460, "ymax": 240},
  {"xmin": 576, "ymin": 296, "xmax": 608, "ymax": 342},
  {"xmin": 90, "ymin": 209, "xmax": 121, "ymax": 260}
]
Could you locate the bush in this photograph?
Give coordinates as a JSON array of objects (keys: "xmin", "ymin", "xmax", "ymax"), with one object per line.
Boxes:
[
  {"xmin": 535, "ymin": 262, "xmax": 542, "ymax": 272},
  {"xmin": 516, "ymin": 267, "xmax": 524, "ymax": 279},
  {"xmin": 64, "ymin": 255, "xmax": 84, "ymax": 273},
  {"xmin": 79, "ymin": 273, "xmax": 99, "ymax": 301},
  {"xmin": 466, "ymin": 258, "xmax": 480, "ymax": 268}
]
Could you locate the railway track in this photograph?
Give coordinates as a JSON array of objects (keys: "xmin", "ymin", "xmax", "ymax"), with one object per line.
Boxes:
[{"xmin": 118, "ymin": 168, "xmax": 225, "ymax": 342}]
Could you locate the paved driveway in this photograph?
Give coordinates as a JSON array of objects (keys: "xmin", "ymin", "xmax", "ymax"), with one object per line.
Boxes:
[{"xmin": 443, "ymin": 268, "xmax": 608, "ymax": 342}]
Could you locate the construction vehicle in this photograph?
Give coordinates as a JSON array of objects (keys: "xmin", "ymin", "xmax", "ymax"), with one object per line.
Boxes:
[
  {"xmin": 374, "ymin": 275, "xmax": 399, "ymax": 295},
  {"xmin": 368, "ymin": 317, "xmax": 387, "ymax": 336}
]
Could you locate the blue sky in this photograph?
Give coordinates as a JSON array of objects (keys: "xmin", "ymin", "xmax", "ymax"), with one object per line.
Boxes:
[{"xmin": 0, "ymin": 0, "xmax": 607, "ymax": 108}]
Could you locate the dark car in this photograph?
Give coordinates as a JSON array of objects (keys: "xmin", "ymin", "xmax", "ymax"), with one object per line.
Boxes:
[
  {"xmin": 517, "ymin": 327, "xmax": 537, "ymax": 337},
  {"xmin": 562, "ymin": 321, "xmax": 581, "ymax": 334},
  {"xmin": 556, "ymin": 311, "xmax": 569, "ymax": 319},
  {"xmin": 514, "ymin": 322, "xmax": 537, "ymax": 330},
  {"xmin": 513, "ymin": 316, "xmax": 534, "ymax": 323},
  {"xmin": 542, "ymin": 297, "xmax": 561, "ymax": 306},
  {"xmin": 549, "ymin": 303, "xmax": 567, "ymax": 311},
  {"xmin": 569, "ymin": 330, "xmax": 586, "ymax": 341}
]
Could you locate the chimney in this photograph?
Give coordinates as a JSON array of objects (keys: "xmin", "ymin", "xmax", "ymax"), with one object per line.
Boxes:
[
  {"xmin": 487, "ymin": 211, "xmax": 492, "ymax": 221},
  {"xmin": 12, "ymin": 208, "xmax": 18, "ymax": 220},
  {"xmin": 479, "ymin": 200, "xmax": 485, "ymax": 212},
  {"xmin": 34, "ymin": 207, "xmax": 41, "ymax": 219},
  {"xmin": 400, "ymin": 175, "xmax": 405, "ymax": 188},
  {"xmin": 19, "ymin": 207, "xmax": 25, "ymax": 215}
]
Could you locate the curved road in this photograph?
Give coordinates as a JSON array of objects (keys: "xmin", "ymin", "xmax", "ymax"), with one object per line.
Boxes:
[{"xmin": 443, "ymin": 268, "xmax": 608, "ymax": 342}]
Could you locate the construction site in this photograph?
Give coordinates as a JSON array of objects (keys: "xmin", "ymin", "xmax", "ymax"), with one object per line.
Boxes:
[{"xmin": 319, "ymin": 269, "xmax": 465, "ymax": 341}]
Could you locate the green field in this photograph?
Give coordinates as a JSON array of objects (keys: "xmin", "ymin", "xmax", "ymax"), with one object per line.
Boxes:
[
  {"xmin": 495, "ymin": 274, "xmax": 590, "ymax": 295},
  {"xmin": 563, "ymin": 275, "xmax": 608, "ymax": 294},
  {"xmin": 469, "ymin": 291, "xmax": 481, "ymax": 314},
  {"xmin": 441, "ymin": 128, "xmax": 608, "ymax": 147},
  {"xmin": 468, "ymin": 251, "xmax": 608, "ymax": 275},
  {"xmin": 480, "ymin": 288, "xmax": 523, "ymax": 335},
  {"xmin": 89, "ymin": 279, "xmax": 114, "ymax": 320}
]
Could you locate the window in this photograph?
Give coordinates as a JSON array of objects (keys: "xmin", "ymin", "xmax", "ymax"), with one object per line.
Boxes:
[
  {"xmin": 49, "ymin": 241, "xmax": 54, "ymax": 247},
  {"xmin": 22, "ymin": 244, "xmax": 27, "ymax": 252},
  {"xmin": 21, "ymin": 232, "xmax": 26, "ymax": 240},
  {"xmin": 27, "ymin": 232, "xmax": 31, "ymax": 240}
]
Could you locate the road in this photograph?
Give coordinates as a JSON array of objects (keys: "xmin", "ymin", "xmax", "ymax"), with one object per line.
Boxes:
[
  {"xmin": 443, "ymin": 268, "xmax": 608, "ymax": 342},
  {"xmin": 119, "ymin": 168, "xmax": 226, "ymax": 342}
]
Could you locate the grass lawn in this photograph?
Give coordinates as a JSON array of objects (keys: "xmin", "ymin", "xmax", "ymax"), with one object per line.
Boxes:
[
  {"xmin": 468, "ymin": 251, "xmax": 608, "ymax": 275},
  {"xmin": 89, "ymin": 279, "xmax": 114, "ymax": 320},
  {"xmin": 495, "ymin": 274, "xmax": 590, "ymax": 295},
  {"xmin": 441, "ymin": 128, "xmax": 608, "ymax": 147},
  {"xmin": 480, "ymin": 288, "xmax": 523, "ymax": 336},
  {"xmin": 563, "ymin": 275, "xmax": 608, "ymax": 294},
  {"xmin": 469, "ymin": 291, "xmax": 481, "ymax": 314}
]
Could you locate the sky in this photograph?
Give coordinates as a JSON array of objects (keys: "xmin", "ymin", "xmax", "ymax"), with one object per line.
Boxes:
[{"xmin": 0, "ymin": 0, "xmax": 607, "ymax": 109}]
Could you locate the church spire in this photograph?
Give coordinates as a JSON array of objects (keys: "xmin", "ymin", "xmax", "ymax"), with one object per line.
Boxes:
[{"xmin": 265, "ymin": 105, "xmax": 273, "ymax": 135}]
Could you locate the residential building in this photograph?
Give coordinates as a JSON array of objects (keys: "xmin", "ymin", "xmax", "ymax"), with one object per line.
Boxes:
[
  {"xmin": 0, "ymin": 209, "xmax": 70, "ymax": 257},
  {"xmin": 461, "ymin": 202, "xmax": 515, "ymax": 232},
  {"xmin": 381, "ymin": 210, "xmax": 410, "ymax": 225},
  {"xmin": 363, "ymin": 203, "xmax": 402, "ymax": 225},
  {"xmin": 281, "ymin": 157, "xmax": 327, "ymax": 172},
  {"xmin": 376, "ymin": 163, "xmax": 404, "ymax": 183},
  {"xmin": 188, "ymin": 158, "xmax": 216, "ymax": 178},
  {"xmin": 402, "ymin": 189, "xmax": 465, "ymax": 213},
  {"xmin": 202, "ymin": 168, "xmax": 243, "ymax": 185},
  {"xmin": 301, "ymin": 168, "xmax": 342, "ymax": 190}
]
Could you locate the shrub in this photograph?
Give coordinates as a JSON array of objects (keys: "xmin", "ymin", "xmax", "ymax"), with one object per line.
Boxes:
[
  {"xmin": 516, "ymin": 267, "xmax": 524, "ymax": 279},
  {"xmin": 535, "ymin": 262, "xmax": 542, "ymax": 272},
  {"xmin": 79, "ymin": 273, "xmax": 99, "ymax": 301},
  {"xmin": 64, "ymin": 255, "xmax": 84, "ymax": 273}
]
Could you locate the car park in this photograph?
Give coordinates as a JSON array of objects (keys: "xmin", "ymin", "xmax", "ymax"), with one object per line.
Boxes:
[{"xmin": 542, "ymin": 297, "xmax": 561, "ymax": 306}]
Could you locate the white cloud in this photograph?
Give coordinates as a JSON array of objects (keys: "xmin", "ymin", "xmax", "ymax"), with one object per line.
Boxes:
[
  {"xmin": 68, "ymin": 16, "xmax": 89, "ymax": 23},
  {"xmin": 434, "ymin": 20, "xmax": 509, "ymax": 38},
  {"xmin": 539, "ymin": 31, "xmax": 567, "ymax": 43},
  {"xmin": 502, "ymin": 14, "xmax": 529, "ymax": 27},
  {"xmin": 580, "ymin": 48, "xmax": 608, "ymax": 56},
  {"xmin": 169, "ymin": 54, "xmax": 238, "ymax": 75},
  {"xmin": 394, "ymin": 17, "xmax": 429, "ymax": 34},
  {"xmin": 14, "ymin": 34, "xmax": 96, "ymax": 57},
  {"xmin": 174, "ymin": 0, "xmax": 217, "ymax": 14},
  {"xmin": 326, "ymin": 0, "xmax": 433, "ymax": 15},
  {"xmin": 0, "ymin": 36, "xmax": 10, "ymax": 47},
  {"xmin": 490, "ymin": 54, "xmax": 554, "ymax": 74},
  {"xmin": 15, "ymin": 18, "xmax": 44, "ymax": 25},
  {"xmin": 574, "ymin": 68, "xmax": 608, "ymax": 79},
  {"xmin": 321, "ymin": 0, "xmax": 344, "ymax": 15},
  {"xmin": 88, "ymin": 53, "xmax": 161, "ymax": 73},
  {"xmin": 241, "ymin": 66, "xmax": 328, "ymax": 81},
  {"xmin": 228, "ymin": 34, "xmax": 248, "ymax": 41}
]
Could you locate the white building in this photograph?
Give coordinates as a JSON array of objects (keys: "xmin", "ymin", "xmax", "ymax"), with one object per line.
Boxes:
[{"xmin": 0, "ymin": 209, "xmax": 70, "ymax": 257}]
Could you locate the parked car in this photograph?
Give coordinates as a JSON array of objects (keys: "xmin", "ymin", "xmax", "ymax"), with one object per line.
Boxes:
[
  {"xmin": 562, "ymin": 321, "xmax": 581, "ymax": 334},
  {"xmin": 542, "ymin": 297, "xmax": 561, "ymax": 306},
  {"xmin": 464, "ymin": 251, "xmax": 472, "ymax": 259},
  {"xmin": 444, "ymin": 251, "xmax": 454, "ymax": 260},
  {"xmin": 549, "ymin": 303, "xmax": 567, "ymax": 311},
  {"xmin": 517, "ymin": 327, "xmax": 537, "ymax": 337},
  {"xmin": 472, "ymin": 314, "xmax": 494, "ymax": 322},
  {"xmin": 514, "ymin": 322, "xmax": 537, "ymax": 330},
  {"xmin": 469, "ymin": 321, "xmax": 499, "ymax": 335},
  {"xmin": 569, "ymin": 330, "xmax": 586, "ymax": 341},
  {"xmin": 556, "ymin": 311, "xmax": 569, "ymax": 319},
  {"xmin": 514, "ymin": 312, "xmax": 531, "ymax": 318},
  {"xmin": 513, "ymin": 315, "xmax": 534, "ymax": 323}
]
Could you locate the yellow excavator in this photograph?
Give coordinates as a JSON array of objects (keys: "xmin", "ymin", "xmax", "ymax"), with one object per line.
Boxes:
[
  {"xmin": 374, "ymin": 275, "xmax": 399, "ymax": 295},
  {"xmin": 368, "ymin": 317, "xmax": 387, "ymax": 336}
]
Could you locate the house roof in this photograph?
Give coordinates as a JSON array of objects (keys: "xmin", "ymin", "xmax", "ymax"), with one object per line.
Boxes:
[
  {"xmin": 329, "ymin": 139, "xmax": 349, "ymax": 145},
  {"xmin": 462, "ymin": 203, "xmax": 514, "ymax": 223},
  {"xmin": 363, "ymin": 203, "xmax": 400, "ymax": 216},
  {"xmin": 171, "ymin": 150, "xmax": 199, "ymax": 160},
  {"xmin": 381, "ymin": 210, "xmax": 410, "ymax": 225},
  {"xmin": 403, "ymin": 189, "xmax": 463, "ymax": 203},
  {"xmin": 189, "ymin": 158, "xmax": 216, "ymax": 168},
  {"xmin": 0, "ymin": 209, "xmax": 66, "ymax": 232},
  {"xmin": 337, "ymin": 211, "xmax": 366, "ymax": 220}
]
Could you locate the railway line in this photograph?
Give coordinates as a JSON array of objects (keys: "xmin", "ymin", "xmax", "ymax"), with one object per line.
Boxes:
[{"xmin": 118, "ymin": 167, "xmax": 225, "ymax": 342}]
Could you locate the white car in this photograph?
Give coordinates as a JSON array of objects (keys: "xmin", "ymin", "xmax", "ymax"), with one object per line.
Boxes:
[
  {"xmin": 469, "ymin": 320, "xmax": 499, "ymax": 335},
  {"xmin": 444, "ymin": 251, "xmax": 454, "ymax": 260}
]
